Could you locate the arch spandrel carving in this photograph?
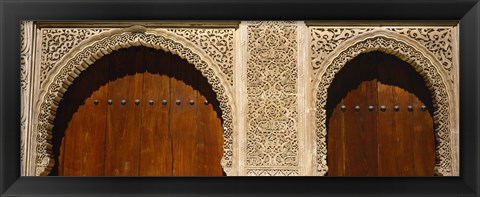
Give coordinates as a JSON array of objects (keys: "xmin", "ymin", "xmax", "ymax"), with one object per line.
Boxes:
[
  {"xmin": 35, "ymin": 26, "xmax": 237, "ymax": 176},
  {"xmin": 39, "ymin": 28, "xmax": 114, "ymax": 85},
  {"xmin": 166, "ymin": 28, "xmax": 235, "ymax": 87},
  {"xmin": 311, "ymin": 29, "xmax": 458, "ymax": 176}
]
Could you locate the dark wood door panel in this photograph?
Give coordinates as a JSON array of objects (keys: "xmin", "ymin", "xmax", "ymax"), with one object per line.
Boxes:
[
  {"xmin": 104, "ymin": 48, "xmax": 144, "ymax": 176},
  {"xmin": 170, "ymin": 58, "xmax": 198, "ymax": 176},
  {"xmin": 377, "ymin": 82, "xmax": 399, "ymax": 176},
  {"xmin": 326, "ymin": 100, "xmax": 344, "ymax": 176},
  {"xmin": 195, "ymin": 69, "xmax": 225, "ymax": 176},
  {"xmin": 327, "ymin": 53, "xmax": 378, "ymax": 176},
  {"xmin": 377, "ymin": 54, "xmax": 435, "ymax": 176},
  {"xmin": 380, "ymin": 59, "xmax": 415, "ymax": 176},
  {"xmin": 327, "ymin": 51, "xmax": 435, "ymax": 176},
  {"xmin": 343, "ymin": 80, "xmax": 379, "ymax": 176},
  {"xmin": 79, "ymin": 86, "xmax": 109, "ymax": 176},
  {"xmin": 412, "ymin": 96, "xmax": 436, "ymax": 176},
  {"xmin": 139, "ymin": 48, "xmax": 172, "ymax": 176},
  {"xmin": 55, "ymin": 46, "xmax": 225, "ymax": 176},
  {"xmin": 62, "ymin": 101, "xmax": 88, "ymax": 176},
  {"xmin": 57, "ymin": 55, "xmax": 110, "ymax": 176}
]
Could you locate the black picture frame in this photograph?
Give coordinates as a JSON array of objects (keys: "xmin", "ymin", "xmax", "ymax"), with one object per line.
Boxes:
[{"xmin": 1, "ymin": 0, "xmax": 479, "ymax": 196}]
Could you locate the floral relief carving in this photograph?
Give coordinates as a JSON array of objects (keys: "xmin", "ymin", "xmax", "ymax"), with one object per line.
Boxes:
[
  {"xmin": 35, "ymin": 31, "xmax": 235, "ymax": 175},
  {"xmin": 246, "ymin": 21, "xmax": 299, "ymax": 169},
  {"xmin": 40, "ymin": 28, "xmax": 112, "ymax": 84},
  {"xmin": 387, "ymin": 28, "xmax": 454, "ymax": 82},
  {"xmin": 313, "ymin": 36, "xmax": 453, "ymax": 176},
  {"xmin": 310, "ymin": 28, "xmax": 374, "ymax": 76},
  {"xmin": 166, "ymin": 28, "xmax": 235, "ymax": 86}
]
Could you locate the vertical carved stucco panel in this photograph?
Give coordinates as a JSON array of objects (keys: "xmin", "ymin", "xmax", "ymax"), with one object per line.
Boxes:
[{"xmin": 245, "ymin": 21, "xmax": 300, "ymax": 175}]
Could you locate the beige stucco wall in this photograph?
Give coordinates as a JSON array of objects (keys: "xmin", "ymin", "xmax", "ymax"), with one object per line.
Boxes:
[{"xmin": 20, "ymin": 21, "xmax": 459, "ymax": 176}]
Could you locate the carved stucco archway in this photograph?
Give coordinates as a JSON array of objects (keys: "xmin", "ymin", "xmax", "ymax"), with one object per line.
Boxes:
[
  {"xmin": 35, "ymin": 26, "xmax": 236, "ymax": 176},
  {"xmin": 313, "ymin": 30, "xmax": 457, "ymax": 176}
]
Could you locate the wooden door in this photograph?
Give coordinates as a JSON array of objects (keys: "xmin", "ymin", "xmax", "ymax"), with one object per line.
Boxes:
[
  {"xmin": 327, "ymin": 51, "xmax": 436, "ymax": 176},
  {"xmin": 52, "ymin": 47, "xmax": 225, "ymax": 176}
]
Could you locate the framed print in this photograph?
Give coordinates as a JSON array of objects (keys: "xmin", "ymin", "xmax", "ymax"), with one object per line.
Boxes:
[{"xmin": 1, "ymin": 0, "xmax": 479, "ymax": 196}]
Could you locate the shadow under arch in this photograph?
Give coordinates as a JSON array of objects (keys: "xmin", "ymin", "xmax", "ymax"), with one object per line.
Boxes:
[
  {"xmin": 325, "ymin": 51, "xmax": 435, "ymax": 176},
  {"xmin": 50, "ymin": 46, "xmax": 225, "ymax": 176},
  {"xmin": 326, "ymin": 51, "xmax": 434, "ymax": 120}
]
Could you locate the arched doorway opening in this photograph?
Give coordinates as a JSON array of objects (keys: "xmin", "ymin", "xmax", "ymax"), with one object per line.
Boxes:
[
  {"xmin": 326, "ymin": 51, "xmax": 436, "ymax": 176},
  {"xmin": 50, "ymin": 46, "xmax": 225, "ymax": 176}
]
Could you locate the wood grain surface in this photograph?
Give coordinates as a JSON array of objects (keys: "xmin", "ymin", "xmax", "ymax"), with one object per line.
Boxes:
[
  {"xmin": 54, "ymin": 47, "xmax": 224, "ymax": 176},
  {"xmin": 327, "ymin": 52, "xmax": 435, "ymax": 176}
]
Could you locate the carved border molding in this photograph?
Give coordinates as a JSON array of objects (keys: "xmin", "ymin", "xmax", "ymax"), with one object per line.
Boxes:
[
  {"xmin": 34, "ymin": 26, "xmax": 237, "ymax": 176},
  {"xmin": 246, "ymin": 168, "xmax": 300, "ymax": 176},
  {"xmin": 20, "ymin": 21, "xmax": 35, "ymax": 175},
  {"xmin": 311, "ymin": 28, "xmax": 458, "ymax": 176}
]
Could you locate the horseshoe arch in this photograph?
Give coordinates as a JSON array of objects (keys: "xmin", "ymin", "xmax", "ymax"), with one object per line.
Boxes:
[
  {"xmin": 313, "ymin": 29, "xmax": 457, "ymax": 176},
  {"xmin": 34, "ymin": 26, "xmax": 237, "ymax": 176}
]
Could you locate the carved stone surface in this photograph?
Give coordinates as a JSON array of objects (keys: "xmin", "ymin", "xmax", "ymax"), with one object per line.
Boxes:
[
  {"xmin": 35, "ymin": 29, "xmax": 235, "ymax": 175},
  {"xmin": 246, "ymin": 168, "xmax": 299, "ymax": 176},
  {"xmin": 387, "ymin": 28, "xmax": 454, "ymax": 82},
  {"xmin": 20, "ymin": 22, "xmax": 31, "ymax": 91},
  {"xmin": 22, "ymin": 22, "xmax": 458, "ymax": 176},
  {"xmin": 40, "ymin": 28, "xmax": 112, "ymax": 84},
  {"xmin": 311, "ymin": 27, "xmax": 456, "ymax": 82},
  {"xmin": 20, "ymin": 21, "xmax": 33, "ymax": 175},
  {"xmin": 245, "ymin": 21, "xmax": 299, "ymax": 169},
  {"xmin": 310, "ymin": 28, "xmax": 373, "ymax": 76},
  {"xmin": 167, "ymin": 28, "xmax": 235, "ymax": 86},
  {"xmin": 312, "ymin": 34, "xmax": 454, "ymax": 176}
]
